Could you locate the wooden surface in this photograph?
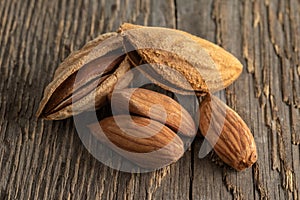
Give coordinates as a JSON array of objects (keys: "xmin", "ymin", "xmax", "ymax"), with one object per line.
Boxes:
[{"xmin": 1, "ymin": 0, "xmax": 300, "ymax": 199}]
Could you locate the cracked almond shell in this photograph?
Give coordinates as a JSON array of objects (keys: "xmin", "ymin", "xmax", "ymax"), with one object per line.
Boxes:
[{"xmin": 36, "ymin": 33, "xmax": 131, "ymax": 120}]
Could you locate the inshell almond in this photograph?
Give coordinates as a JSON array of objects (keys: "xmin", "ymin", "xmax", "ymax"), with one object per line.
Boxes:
[
  {"xmin": 36, "ymin": 33, "xmax": 129, "ymax": 120},
  {"xmin": 119, "ymin": 23, "xmax": 243, "ymax": 95}
]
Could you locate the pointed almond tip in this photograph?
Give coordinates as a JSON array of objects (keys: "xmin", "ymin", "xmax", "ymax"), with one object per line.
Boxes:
[
  {"xmin": 35, "ymin": 101, "xmax": 48, "ymax": 119},
  {"xmin": 234, "ymin": 59, "xmax": 244, "ymax": 76},
  {"xmin": 118, "ymin": 23, "xmax": 133, "ymax": 33},
  {"xmin": 249, "ymin": 150, "xmax": 258, "ymax": 164},
  {"xmin": 118, "ymin": 23, "xmax": 144, "ymax": 33},
  {"xmin": 229, "ymin": 60, "xmax": 243, "ymax": 85},
  {"xmin": 35, "ymin": 112, "xmax": 41, "ymax": 119},
  {"xmin": 35, "ymin": 107, "xmax": 43, "ymax": 119},
  {"xmin": 35, "ymin": 111, "xmax": 47, "ymax": 120},
  {"xmin": 216, "ymin": 56, "xmax": 243, "ymax": 90},
  {"xmin": 236, "ymin": 155, "xmax": 257, "ymax": 171},
  {"xmin": 35, "ymin": 106, "xmax": 59, "ymax": 120}
]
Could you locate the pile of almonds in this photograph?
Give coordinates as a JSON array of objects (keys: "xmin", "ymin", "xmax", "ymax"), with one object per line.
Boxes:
[{"xmin": 37, "ymin": 23, "xmax": 257, "ymax": 171}]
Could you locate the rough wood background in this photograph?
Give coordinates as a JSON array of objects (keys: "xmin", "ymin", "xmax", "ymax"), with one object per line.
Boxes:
[{"xmin": 1, "ymin": 0, "xmax": 300, "ymax": 199}]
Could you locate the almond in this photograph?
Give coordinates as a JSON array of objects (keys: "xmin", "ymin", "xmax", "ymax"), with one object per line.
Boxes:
[
  {"xmin": 109, "ymin": 88, "xmax": 196, "ymax": 137},
  {"xmin": 119, "ymin": 23, "xmax": 243, "ymax": 95},
  {"xmin": 36, "ymin": 33, "xmax": 128, "ymax": 120},
  {"xmin": 88, "ymin": 115, "xmax": 184, "ymax": 169},
  {"xmin": 199, "ymin": 95, "xmax": 257, "ymax": 171}
]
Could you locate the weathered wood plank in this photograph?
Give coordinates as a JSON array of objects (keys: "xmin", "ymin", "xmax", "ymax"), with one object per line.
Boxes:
[{"xmin": 0, "ymin": 0, "xmax": 299, "ymax": 199}]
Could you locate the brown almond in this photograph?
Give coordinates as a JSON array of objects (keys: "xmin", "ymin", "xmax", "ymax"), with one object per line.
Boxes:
[
  {"xmin": 109, "ymin": 88, "xmax": 196, "ymax": 137},
  {"xmin": 199, "ymin": 95, "xmax": 257, "ymax": 171},
  {"xmin": 88, "ymin": 115, "xmax": 184, "ymax": 169}
]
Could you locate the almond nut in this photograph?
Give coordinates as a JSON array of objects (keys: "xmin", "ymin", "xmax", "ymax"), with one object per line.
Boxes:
[
  {"xmin": 88, "ymin": 115, "xmax": 184, "ymax": 169},
  {"xmin": 199, "ymin": 95, "xmax": 257, "ymax": 171},
  {"xmin": 109, "ymin": 88, "xmax": 196, "ymax": 137}
]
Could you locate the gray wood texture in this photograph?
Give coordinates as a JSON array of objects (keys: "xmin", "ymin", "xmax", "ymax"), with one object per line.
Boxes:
[{"xmin": 0, "ymin": 0, "xmax": 299, "ymax": 199}]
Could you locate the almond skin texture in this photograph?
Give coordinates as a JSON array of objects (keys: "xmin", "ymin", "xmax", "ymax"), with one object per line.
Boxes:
[
  {"xmin": 119, "ymin": 23, "xmax": 243, "ymax": 95},
  {"xmin": 109, "ymin": 88, "xmax": 196, "ymax": 137},
  {"xmin": 199, "ymin": 95, "xmax": 257, "ymax": 171},
  {"xmin": 88, "ymin": 115, "xmax": 184, "ymax": 169}
]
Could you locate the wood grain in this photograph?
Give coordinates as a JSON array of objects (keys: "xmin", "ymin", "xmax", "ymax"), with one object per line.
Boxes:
[{"xmin": 0, "ymin": 0, "xmax": 299, "ymax": 199}]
